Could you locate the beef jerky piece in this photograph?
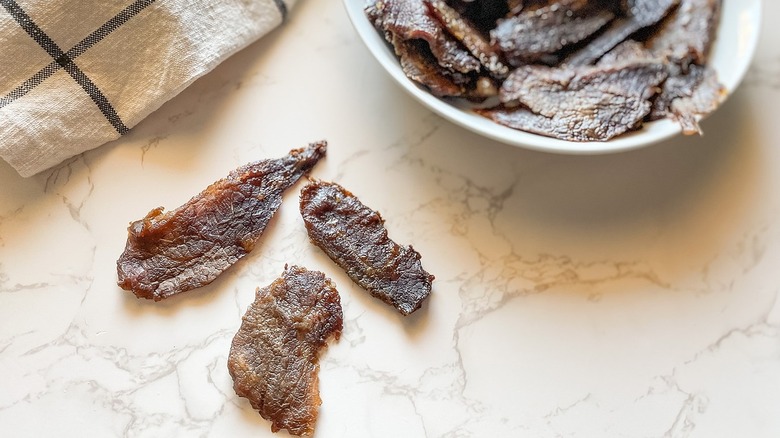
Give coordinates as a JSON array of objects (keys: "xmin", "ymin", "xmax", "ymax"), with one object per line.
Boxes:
[
  {"xmin": 228, "ymin": 265, "xmax": 343, "ymax": 436},
  {"xmin": 395, "ymin": 36, "xmax": 467, "ymax": 97},
  {"xmin": 479, "ymin": 101, "xmax": 644, "ymax": 142},
  {"xmin": 427, "ymin": 0, "xmax": 509, "ymax": 78},
  {"xmin": 299, "ymin": 180, "xmax": 434, "ymax": 316},
  {"xmin": 366, "ymin": 0, "xmax": 480, "ymax": 74},
  {"xmin": 650, "ymin": 64, "xmax": 724, "ymax": 134},
  {"xmin": 598, "ymin": 41, "xmax": 724, "ymax": 134},
  {"xmin": 491, "ymin": 0, "xmax": 615, "ymax": 66},
  {"xmin": 393, "ymin": 35, "xmax": 494, "ymax": 100},
  {"xmin": 482, "ymin": 60, "xmax": 667, "ymax": 141},
  {"xmin": 117, "ymin": 142, "xmax": 326, "ymax": 300},
  {"xmin": 667, "ymin": 68, "xmax": 723, "ymax": 134},
  {"xmin": 479, "ymin": 105, "xmax": 616, "ymax": 141},
  {"xmin": 499, "ymin": 61, "xmax": 667, "ymax": 113},
  {"xmin": 565, "ymin": 0, "xmax": 678, "ymax": 66},
  {"xmin": 648, "ymin": 0, "xmax": 721, "ymax": 66},
  {"xmin": 597, "ymin": 39, "xmax": 653, "ymax": 66}
]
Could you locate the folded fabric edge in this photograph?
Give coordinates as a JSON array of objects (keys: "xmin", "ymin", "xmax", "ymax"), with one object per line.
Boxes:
[{"xmin": 1, "ymin": 0, "xmax": 298, "ymax": 178}]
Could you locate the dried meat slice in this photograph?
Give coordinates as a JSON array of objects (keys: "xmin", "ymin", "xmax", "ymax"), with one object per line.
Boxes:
[
  {"xmin": 117, "ymin": 142, "xmax": 326, "ymax": 300},
  {"xmin": 367, "ymin": 0, "xmax": 480, "ymax": 74},
  {"xmin": 299, "ymin": 180, "xmax": 434, "ymax": 316},
  {"xmin": 597, "ymin": 42, "xmax": 724, "ymax": 135},
  {"xmin": 228, "ymin": 265, "xmax": 343, "ymax": 436},
  {"xmin": 648, "ymin": 0, "xmax": 721, "ymax": 66},
  {"xmin": 646, "ymin": 0, "xmax": 723, "ymax": 133},
  {"xmin": 565, "ymin": 0, "xmax": 679, "ymax": 66},
  {"xmin": 491, "ymin": 0, "xmax": 615, "ymax": 66},
  {"xmin": 427, "ymin": 0, "xmax": 509, "ymax": 78},
  {"xmin": 650, "ymin": 64, "xmax": 725, "ymax": 134},
  {"xmin": 395, "ymin": 36, "xmax": 468, "ymax": 97},
  {"xmin": 481, "ymin": 60, "xmax": 667, "ymax": 141},
  {"xmin": 499, "ymin": 61, "xmax": 667, "ymax": 116}
]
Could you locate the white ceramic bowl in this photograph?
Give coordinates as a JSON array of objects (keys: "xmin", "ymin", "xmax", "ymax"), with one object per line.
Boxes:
[{"xmin": 344, "ymin": 0, "xmax": 762, "ymax": 154}]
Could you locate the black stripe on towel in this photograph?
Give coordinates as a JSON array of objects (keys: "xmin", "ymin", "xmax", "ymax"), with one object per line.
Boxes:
[
  {"xmin": 272, "ymin": 0, "xmax": 288, "ymax": 21},
  {"xmin": 0, "ymin": 0, "xmax": 143, "ymax": 135}
]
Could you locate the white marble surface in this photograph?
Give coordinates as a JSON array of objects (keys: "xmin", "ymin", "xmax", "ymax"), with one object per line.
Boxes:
[{"xmin": 2, "ymin": 1, "xmax": 780, "ymax": 437}]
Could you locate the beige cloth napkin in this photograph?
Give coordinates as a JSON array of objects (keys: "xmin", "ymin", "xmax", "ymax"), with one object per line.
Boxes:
[{"xmin": 0, "ymin": 0, "xmax": 296, "ymax": 177}]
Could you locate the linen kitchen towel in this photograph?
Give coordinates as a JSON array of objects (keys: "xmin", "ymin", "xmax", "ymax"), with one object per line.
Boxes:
[{"xmin": 0, "ymin": 0, "xmax": 296, "ymax": 177}]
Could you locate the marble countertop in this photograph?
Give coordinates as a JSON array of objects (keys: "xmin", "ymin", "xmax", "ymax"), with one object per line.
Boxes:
[{"xmin": 2, "ymin": 1, "xmax": 780, "ymax": 437}]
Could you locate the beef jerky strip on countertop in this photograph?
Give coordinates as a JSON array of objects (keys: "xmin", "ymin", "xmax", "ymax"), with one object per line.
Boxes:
[
  {"xmin": 367, "ymin": 0, "xmax": 480, "ymax": 74},
  {"xmin": 117, "ymin": 142, "xmax": 326, "ymax": 301},
  {"xmin": 228, "ymin": 265, "xmax": 343, "ymax": 437},
  {"xmin": 491, "ymin": 0, "xmax": 616, "ymax": 67},
  {"xmin": 565, "ymin": 0, "xmax": 679, "ymax": 66},
  {"xmin": 479, "ymin": 59, "xmax": 667, "ymax": 141},
  {"xmin": 299, "ymin": 180, "xmax": 434, "ymax": 316}
]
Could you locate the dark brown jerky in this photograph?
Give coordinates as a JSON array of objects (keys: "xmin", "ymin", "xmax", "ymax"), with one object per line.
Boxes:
[
  {"xmin": 650, "ymin": 64, "xmax": 724, "ymax": 134},
  {"xmin": 565, "ymin": 0, "xmax": 678, "ymax": 66},
  {"xmin": 597, "ymin": 41, "xmax": 724, "ymax": 134},
  {"xmin": 491, "ymin": 0, "xmax": 615, "ymax": 66},
  {"xmin": 228, "ymin": 265, "xmax": 343, "ymax": 437},
  {"xmin": 648, "ymin": 0, "xmax": 721, "ymax": 66},
  {"xmin": 367, "ymin": 0, "xmax": 480, "ymax": 74},
  {"xmin": 116, "ymin": 142, "xmax": 326, "ymax": 300},
  {"xmin": 427, "ymin": 0, "xmax": 509, "ymax": 78},
  {"xmin": 645, "ymin": 0, "xmax": 723, "ymax": 132},
  {"xmin": 299, "ymin": 180, "xmax": 434, "ymax": 316},
  {"xmin": 395, "ymin": 36, "xmax": 467, "ymax": 97},
  {"xmin": 481, "ymin": 60, "xmax": 667, "ymax": 141}
]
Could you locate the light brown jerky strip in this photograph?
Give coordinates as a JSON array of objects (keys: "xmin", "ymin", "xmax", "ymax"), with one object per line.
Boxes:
[{"xmin": 228, "ymin": 265, "xmax": 343, "ymax": 436}]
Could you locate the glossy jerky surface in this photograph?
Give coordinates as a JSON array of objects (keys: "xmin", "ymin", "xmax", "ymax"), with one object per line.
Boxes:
[
  {"xmin": 227, "ymin": 265, "xmax": 343, "ymax": 436},
  {"xmin": 116, "ymin": 142, "xmax": 327, "ymax": 300},
  {"xmin": 428, "ymin": 0, "xmax": 509, "ymax": 78},
  {"xmin": 397, "ymin": 37, "xmax": 468, "ymax": 97},
  {"xmin": 299, "ymin": 180, "xmax": 434, "ymax": 316}
]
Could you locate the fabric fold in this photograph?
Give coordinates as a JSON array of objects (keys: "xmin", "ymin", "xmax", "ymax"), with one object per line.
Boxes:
[{"xmin": 0, "ymin": 0, "xmax": 297, "ymax": 177}]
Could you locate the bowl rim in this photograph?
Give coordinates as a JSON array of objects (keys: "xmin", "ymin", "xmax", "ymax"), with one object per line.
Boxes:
[{"xmin": 343, "ymin": 0, "xmax": 763, "ymax": 154}]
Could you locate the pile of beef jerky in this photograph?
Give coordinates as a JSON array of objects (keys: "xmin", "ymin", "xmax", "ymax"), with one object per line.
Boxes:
[
  {"xmin": 366, "ymin": 0, "xmax": 724, "ymax": 142},
  {"xmin": 117, "ymin": 142, "xmax": 435, "ymax": 436}
]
